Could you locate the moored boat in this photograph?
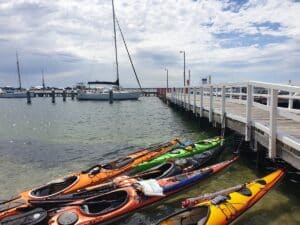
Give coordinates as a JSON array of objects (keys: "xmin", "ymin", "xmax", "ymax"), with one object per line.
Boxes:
[{"xmin": 155, "ymin": 169, "xmax": 285, "ymax": 225}]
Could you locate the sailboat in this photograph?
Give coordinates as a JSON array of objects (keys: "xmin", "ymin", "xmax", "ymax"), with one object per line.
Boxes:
[
  {"xmin": 77, "ymin": 0, "xmax": 142, "ymax": 101},
  {"xmin": 0, "ymin": 52, "xmax": 28, "ymax": 98}
]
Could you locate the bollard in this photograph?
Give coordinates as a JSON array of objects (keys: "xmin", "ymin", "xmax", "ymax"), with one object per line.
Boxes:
[
  {"xmin": 62, "ymin": 90, "xmax": 66, "ymax": 102},
  {"xmin": 51, "ymin": 89, "xmax": 55, "ymax": 103},
  {"xmin": 71, "ymin": 90, "xmax": 75, "ymax": 100},
  {"xmin": 26, "ymin": 91, "xmax": 31, "ymax": 104},
  {"xmin": 109, "ymin": 89, "xmax": 113, "ymax": 104}
]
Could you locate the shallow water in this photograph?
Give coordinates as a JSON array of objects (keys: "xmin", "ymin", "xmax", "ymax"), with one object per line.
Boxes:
[{"xmin": 0, "ymin": 97, "xmax": 299, "ymax": 224}]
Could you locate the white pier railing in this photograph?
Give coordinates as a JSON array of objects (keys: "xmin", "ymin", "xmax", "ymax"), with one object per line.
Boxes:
[{"xmin": 167, "ymin": 81, "xmax": 300, "ymax": 169}]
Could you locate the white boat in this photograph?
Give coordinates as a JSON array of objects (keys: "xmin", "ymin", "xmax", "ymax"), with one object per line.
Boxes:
[
  {"xmin": 77, "ymin": 88, "xmax": 140, "ymax": 101},
  {"xmin": 0, "ymin": 53, "xmax": 29, "ymax": 99},
  {"xmin": 0, "ymin": 89, "xmax": 27, "ymax": 98},
  {"xmin": 77, "ymin": 0, "xmax": 142, "ymax": 101}
]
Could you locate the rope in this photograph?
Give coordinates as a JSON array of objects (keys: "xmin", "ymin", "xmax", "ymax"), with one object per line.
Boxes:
[{"xmin": 115, "ymin": 17, "xmax": 143, "ymax": 92}]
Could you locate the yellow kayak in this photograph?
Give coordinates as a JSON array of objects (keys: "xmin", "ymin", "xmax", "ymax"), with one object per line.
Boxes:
[{"xmin": 155, "ymin": 169, "xmax": 285, "ymax": 225}]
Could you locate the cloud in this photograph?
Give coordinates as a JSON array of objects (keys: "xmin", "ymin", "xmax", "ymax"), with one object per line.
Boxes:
[{"xmin": 0, "ymin": 0, "xmax": 299, "ymax": 88}]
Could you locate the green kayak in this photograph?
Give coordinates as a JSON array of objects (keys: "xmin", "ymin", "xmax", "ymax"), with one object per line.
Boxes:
[{"xmin": 132, "ymin": 137, "xmax": 223, "ymax": 173}]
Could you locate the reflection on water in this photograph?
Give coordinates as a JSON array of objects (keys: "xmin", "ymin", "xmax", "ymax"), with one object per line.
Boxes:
[{"xmin": 0, "ymin": 97, "xmax": 299, "ymax": 225}]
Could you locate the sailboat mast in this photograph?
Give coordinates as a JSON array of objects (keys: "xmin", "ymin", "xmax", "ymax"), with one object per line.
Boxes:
[
  {"xmin": 16, "ymin": 51, "xmax": 22, "ymax": 90},
  {"xmin": 112, "ymin": 0, "xmax": 119, "ymax": 88}
]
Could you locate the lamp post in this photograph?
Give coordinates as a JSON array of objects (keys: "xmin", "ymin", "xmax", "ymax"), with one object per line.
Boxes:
[
  {"xmin": 179, "ymin": 50, "xmax": 186, "ymax": 86},
  {"xmin": 165, "ymin": 68, "xmax": 169, "ymax": 91}
]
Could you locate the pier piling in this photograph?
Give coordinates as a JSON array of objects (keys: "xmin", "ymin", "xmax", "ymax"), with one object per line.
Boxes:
[
  {"xmin": 62, "ymin": 90, "xmax": 66, "ymax": 102},
  {"xmin": 109, "ymin": 90, "xmax": 113, "ymax": 104},
  {"xmin": 71, "ymin": 90, "xmax": 75, "ymax": 100},
  {"xmin": 26, "ymin": 91, "xmax": 31, "ymax": 104},
  {"xmin": 51, "ymin": 90, "xmax": 55, "ymax": 104}
]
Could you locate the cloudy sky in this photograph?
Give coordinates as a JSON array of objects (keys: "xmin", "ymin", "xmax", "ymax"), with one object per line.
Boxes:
[{"xmin": 0, "ymin": 0, "xmax": 299, "ymax": 88}]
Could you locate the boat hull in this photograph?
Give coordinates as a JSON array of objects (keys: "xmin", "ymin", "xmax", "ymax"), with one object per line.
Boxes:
[{"xmin": 77, "ymin": 91, "xmax": 141, "ymax": 100}]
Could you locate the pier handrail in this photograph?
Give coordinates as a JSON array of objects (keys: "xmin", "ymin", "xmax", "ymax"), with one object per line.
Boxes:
[{"xmin": 166, "ymin": 81, "xmax": 300, "ymax": 168}]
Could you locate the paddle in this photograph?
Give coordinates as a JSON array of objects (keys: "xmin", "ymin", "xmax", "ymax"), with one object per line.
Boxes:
[{"xmin": 181, "ymin": 184, "xmax": 245, "ymax": 208}]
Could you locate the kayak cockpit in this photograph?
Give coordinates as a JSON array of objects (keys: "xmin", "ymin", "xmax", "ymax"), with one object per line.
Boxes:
[
  {"xmin": 29, "ymin": 175, "xmax": 78, "ymax": 198},
  {"xmin": 80, "ymin": 190, "xmax": 128, "ymax": 215},
  {"xmin": 139, "ymin": 163, "xmax": 179, "ymax": 180},
  {"xmin": 156, "ymin": 206, "xmax": 209, "ymax": 225},
  {"xmin": 102, "ymin": 157, "xmax": 134, "ymax": 170}
]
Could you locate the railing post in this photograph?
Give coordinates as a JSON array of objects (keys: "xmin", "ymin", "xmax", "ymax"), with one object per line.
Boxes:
[
  {"xmin": 288, "ymin": 92, "xmax": 294, "ymax": 110},
  {"xmin": 200, "ymin": 87, "xmax": 204, "ymax": 117},
  {"xmin": 193, "ymin": 87, "xmax": 196, "ymax": 114},
  {"xmin": 267, "ymin": 88, "xmax": 271, "ymax": 106},
  {"xmin": 221, "ymin": 86, "xmax": 226, "ymax": 129},
  {"xmin": 209, "ymin": 85, "xmax": 213, "ymax": 123},
  {"xmin": 239, "ymin": 87, "xmax": 242, "ymax": 101},
  {"xmin": 245, "ymin": 84, "xmax": 252, "ymax": 141},
  {"xmin": 230, "ymin": 87, "xmax": 233, "ymax": 99},
  {"xmin": 269, "ymin": 89, "xmax": 278, "ymax": 158}
]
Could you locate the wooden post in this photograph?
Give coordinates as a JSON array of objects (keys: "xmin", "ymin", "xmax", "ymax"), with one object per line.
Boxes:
[
  {"xmin": 269, "ymin": 88, "xmax": 278, "ymax": 158},
  {"xmin": 109, "ymin": 89, "xmax": 113, "ymax": 104},
  {"xmin": 221, "ymin": 86, "xmax": 226, "ymax": 129},
  {"xmin": 71, "ymin": 90, "xmax": 75, "ymax": 100},
  {"xmin": 193, "ymin": 87, "xmax": 196, "ymax": 114},
  {"xmin": 209, "ymin": 85, "xmax": 213, "ymax": 123},
  {"xmin": 267, "ymin": 88, "xmax": 271, "ymax": 106},
  {"xmin": 26, "ymin": 91, "xmax": 31, "ymax": 104},
  {"xmin": 62, "ymin": 90, "xmax": 66, "ymax": 102},
  {"xmin": 245, "ymin": 84, "xmax": 252, "ymax": 141},
  {"xmin": 51, "ymin": 89, "xmax": 55, "ymax": 104},
  {"xmin": 200, "ymin": 87, "xmax": 204, "ymax": 117},
  {"xmin": 239, "ymin": 86, "xmax": 242, "ymax": 101},
  {"xmin": 288, "ymin": 92, "xmax": 293, "ymax": 110}
]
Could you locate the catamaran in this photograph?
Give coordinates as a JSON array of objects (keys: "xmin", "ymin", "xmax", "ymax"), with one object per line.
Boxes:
[{"xmin": 77, "ymin": 0, "xmax": 142, "ymax": 101}]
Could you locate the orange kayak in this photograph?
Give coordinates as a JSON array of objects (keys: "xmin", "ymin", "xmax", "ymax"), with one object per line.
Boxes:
[
  {"xmin": 0, "ymin": 139, "xmax": 179, "ymax": 219},
  {"xmin": 155, "ymin": 169, "xmax": 285, "ymax": 225}
]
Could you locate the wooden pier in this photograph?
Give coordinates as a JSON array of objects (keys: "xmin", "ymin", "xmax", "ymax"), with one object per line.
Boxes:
[{"xmin": 162, "ymin": 81, "xmax": 300, "ymax": 170}]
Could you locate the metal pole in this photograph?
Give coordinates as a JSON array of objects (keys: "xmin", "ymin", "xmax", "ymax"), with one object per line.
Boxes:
[
  {"xmin": 111, "ymin": 0, "xmax": 119, "ymax": 89},
  {"xmin": 188, "ymin": 69, "xmax": 191, "ymax": 86},
  {"xmin": 16, "ymin": 52, "xmax": 22, "ymax": 90},
  {"xmin": 180, "ymin": 51, "xmax": 186, "ymax": 86},
  {"xmin": 165, "ymin": 68, "xmax": 169, "ymax": 91}
]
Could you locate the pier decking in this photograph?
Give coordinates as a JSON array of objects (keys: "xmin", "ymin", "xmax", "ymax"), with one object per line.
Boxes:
[{"xmin": 162, "ymin": 81, "xmax": 300, "ymax": 170}]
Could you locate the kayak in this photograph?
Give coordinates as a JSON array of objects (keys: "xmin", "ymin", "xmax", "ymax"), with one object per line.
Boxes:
[
  {"xmin": 25, "ymin": 146, "xmax": 223, "ymax": 206},
  {"xmin": 0, "ymin": 140, "xmax": 179, "ymax": 220},
  {"xmin": 155, "ymin": 169, "xmax": 285, "ymax": 225},
  {"xmin": 132, "ymin": 137, "xmax": 223, "ymax": 173},
  {"xmin": 0, "ymin": 157, "xmax": 238, "ymax": 225}
]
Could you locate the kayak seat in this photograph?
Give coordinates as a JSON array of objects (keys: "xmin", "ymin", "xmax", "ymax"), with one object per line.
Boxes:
[
  {"xmin": 81, "ymin": 190, "xmax": 128, "ymax": 215},
  {"xmin": 256, "ymin": 179, "xmax": 267, "ymax": 185},
  {"xmin": 238, "ymin": 187, "xmax": 252, "ymax": 197},
  {"xmin": 30, "ymin": 176, "xmax": 78, "ymax": 197}
]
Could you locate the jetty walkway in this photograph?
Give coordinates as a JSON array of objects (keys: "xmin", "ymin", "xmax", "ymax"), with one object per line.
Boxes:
[{"xmin": 160, "ymin": 81, "xmax": 300, "ymax": 170}]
